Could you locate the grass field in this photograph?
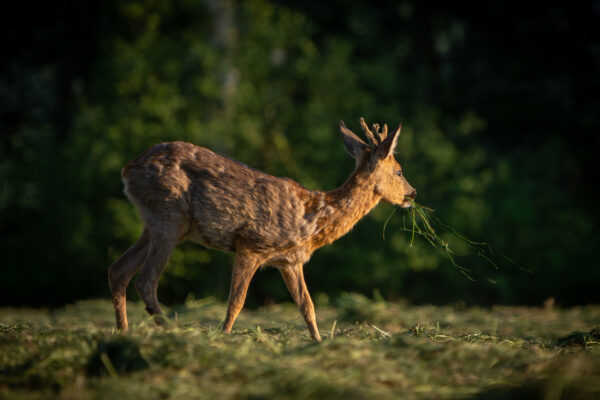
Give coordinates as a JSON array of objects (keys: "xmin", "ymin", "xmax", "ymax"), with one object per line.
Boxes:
[{"xmin": 1, "ymin": 294, "xmax": 599, "ymax": 399}]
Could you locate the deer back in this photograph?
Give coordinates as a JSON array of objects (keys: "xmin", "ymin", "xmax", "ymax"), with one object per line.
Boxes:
[{"xmin": 122, "ymin": 142, "xmax": 329, "ymax": 254}]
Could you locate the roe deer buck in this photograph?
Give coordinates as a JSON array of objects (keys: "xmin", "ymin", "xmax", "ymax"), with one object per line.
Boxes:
[{"xmin": 108, "ymin": 118, "xmax": 416, "ymax": 341}]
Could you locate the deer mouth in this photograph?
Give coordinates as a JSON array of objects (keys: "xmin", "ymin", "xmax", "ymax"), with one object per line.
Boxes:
[
  {"xmin": 400, "ymin": 194, "xmax": 416, "ymax": 208},
  {"xmin": 402, "ymin": 191, "xmax": 416, "ymax": 207},
  {"xmin": 400, "ymin": 199, "xmax": 413, "ymax": 208}
]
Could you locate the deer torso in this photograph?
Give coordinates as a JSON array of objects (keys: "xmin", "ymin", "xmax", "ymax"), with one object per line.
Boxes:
[{"xmin": 122, "ymin": 141, "xmax": 381, "ymax": 266}]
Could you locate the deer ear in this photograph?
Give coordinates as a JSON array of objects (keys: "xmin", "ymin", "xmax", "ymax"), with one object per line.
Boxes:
[
  {"xmin": 375, "ymin": 123, "xmax": 401, "ymax": 159},
  {"xmin": 340, "ymin": 121, "xmax": 369, "ymax": 159}
]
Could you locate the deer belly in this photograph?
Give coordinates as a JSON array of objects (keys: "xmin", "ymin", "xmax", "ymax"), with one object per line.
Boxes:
[
  {"xmin": 187, "ymin": 225, "xmax": 236, "ymax": 252},
  {"xmin": 265, "ymin": 248, "xmax": 312, "ymax": 267}
]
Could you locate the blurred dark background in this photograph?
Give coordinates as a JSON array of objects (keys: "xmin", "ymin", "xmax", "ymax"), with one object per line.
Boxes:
[{"xmin": 1, "ymin": 0, "xmax": 599, "ymax": 308}]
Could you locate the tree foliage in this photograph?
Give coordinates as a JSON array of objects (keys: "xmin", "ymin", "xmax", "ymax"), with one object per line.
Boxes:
[{"xmin": 1, "ymin": 0, "xmax": 598, "ymax": 306}]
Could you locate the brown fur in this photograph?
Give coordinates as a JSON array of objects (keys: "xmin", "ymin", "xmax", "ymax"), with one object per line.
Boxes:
[{"xmin": 108, "ymin": 118, "xmax": 416, "ymax": 341}]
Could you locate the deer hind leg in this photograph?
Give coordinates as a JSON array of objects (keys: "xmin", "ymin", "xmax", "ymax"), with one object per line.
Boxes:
[
  {"xmin": 108, "ymin": 229, "xmax": 150, "ymax": 332},
  {"xmin": 222, "ymin": 254, "xmax": 260, "ymax": 335},
  {"xmin": 134, "ymin": 226, "xmax": 182, "ymax": 325},
  {"xmin": 279, "ymin": 264, "xmax": 321, "ymax": 342}
]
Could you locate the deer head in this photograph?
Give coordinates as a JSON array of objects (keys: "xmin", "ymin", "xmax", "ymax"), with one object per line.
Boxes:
[{"xmin": 339, "ymin": 117, "xmax": 416, "ymax": 208}]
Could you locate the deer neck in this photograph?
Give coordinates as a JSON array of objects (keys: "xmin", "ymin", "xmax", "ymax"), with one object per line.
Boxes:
[{"xmin": 309, "ymin": 165, "xmax": 381, "ymax": 248}]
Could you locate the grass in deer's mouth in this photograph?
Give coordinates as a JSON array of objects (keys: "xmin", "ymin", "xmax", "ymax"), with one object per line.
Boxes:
[{"xmin": 383, "ymin": 200, "xmax": 502, "ymax": 280}]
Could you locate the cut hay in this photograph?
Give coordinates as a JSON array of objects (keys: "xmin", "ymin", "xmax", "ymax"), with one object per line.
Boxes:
[{"xmin": 384, "ymin": 201, "xmax": 516, "ymax": 280}]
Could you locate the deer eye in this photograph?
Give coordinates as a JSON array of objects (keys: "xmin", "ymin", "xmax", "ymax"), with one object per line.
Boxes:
[{"xmin": 397, "ymin": 170, "xmax": 403, "ymax": 177}]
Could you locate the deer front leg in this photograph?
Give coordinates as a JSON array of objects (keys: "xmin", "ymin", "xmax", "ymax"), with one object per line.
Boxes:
[
  {"xmin": 222, "ymin": 254, "xmax": 260, "ymax": 335},
  {"xmin": 279, "ymin": 264, "xmax": 321, "ymax": 342}
]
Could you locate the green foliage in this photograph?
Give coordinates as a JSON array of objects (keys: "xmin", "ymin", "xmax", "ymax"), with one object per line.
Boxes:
[
  {"xmin": 1, "ymin": 1, "xmax": 598, "ymax": 306},
  {"xmin": 1, "ymin": 297, "xmax": 599, "ymax": 399}
]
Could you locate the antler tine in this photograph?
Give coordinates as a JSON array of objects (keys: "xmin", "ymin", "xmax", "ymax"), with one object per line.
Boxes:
[
  {"xmin": 359, "ymin": 117, "xmax": 377, "ymax": 147},
  {"xmin": 380, "ymin": 123, "xmax": 388, "ymax": 141},
  {"xmin": 372, "ymin": 123, "xmax": 382, "ymax": 145}
]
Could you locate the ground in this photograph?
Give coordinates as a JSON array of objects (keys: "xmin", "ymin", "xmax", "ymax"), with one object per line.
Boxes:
[{"xmin": 1, "ymin": 294, "xmax": 599, "ymax": 399}]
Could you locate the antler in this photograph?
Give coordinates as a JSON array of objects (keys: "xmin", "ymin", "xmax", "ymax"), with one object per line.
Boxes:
[{"xmin": 359, "ymin": 117, "xmax": 389, "ymax": 146}]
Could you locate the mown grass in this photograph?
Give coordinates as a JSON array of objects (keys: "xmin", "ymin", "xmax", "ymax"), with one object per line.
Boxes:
[{"xmin": 1, "ymin": 295, "xmax": 599, "ymax": 400}]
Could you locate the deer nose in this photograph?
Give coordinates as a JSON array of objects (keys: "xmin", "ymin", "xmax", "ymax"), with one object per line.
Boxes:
[{"xmin": 407, "ymin": 190, "xmax": 417, "ymax": 200}]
